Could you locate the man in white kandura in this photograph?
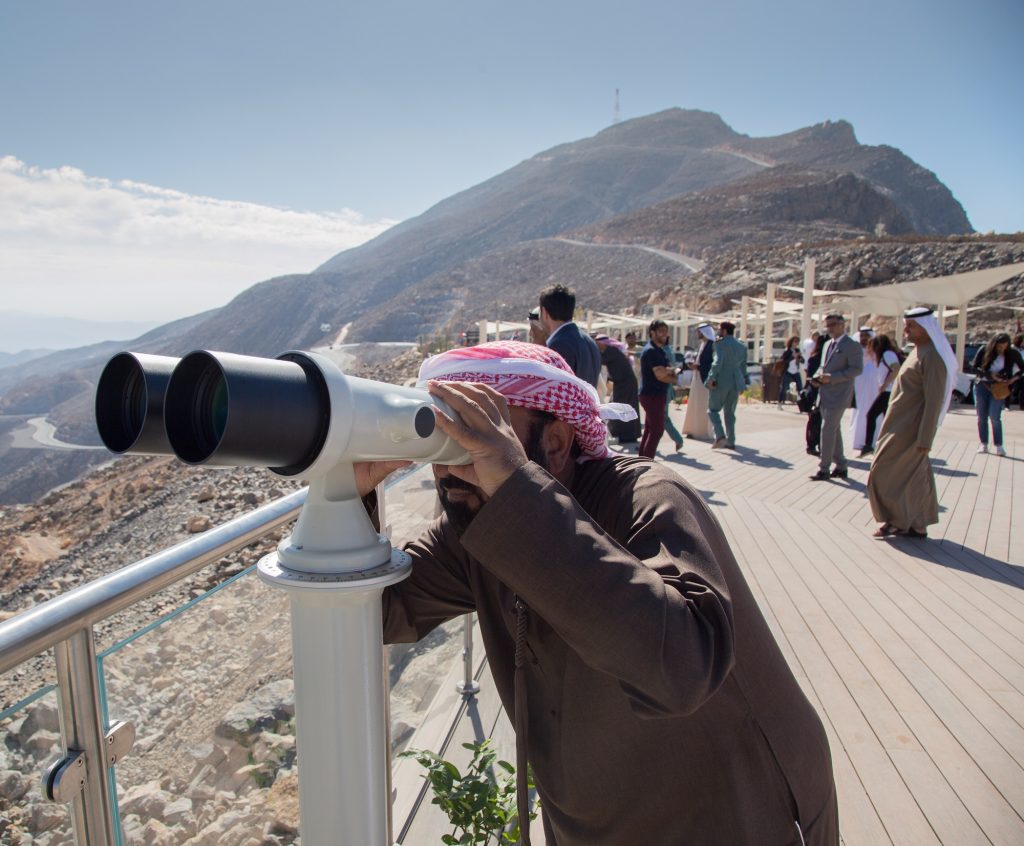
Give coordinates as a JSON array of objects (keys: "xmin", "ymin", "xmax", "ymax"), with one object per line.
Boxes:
[{"xmin": 867, "ymin": 307, "xmax": 958, "ymax": 539}]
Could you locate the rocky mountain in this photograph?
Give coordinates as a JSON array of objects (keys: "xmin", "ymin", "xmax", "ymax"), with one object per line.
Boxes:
[
  {"xmin": 130, "ymin": 108, "xmax": 972, "ymax": 355},
  {"xmin": 726, "ymin": 120, "xmax": 970, "ymax": 235},
  {"xmin": 570, "ymin": 165, "xmax": 915, "ymax": 254}
]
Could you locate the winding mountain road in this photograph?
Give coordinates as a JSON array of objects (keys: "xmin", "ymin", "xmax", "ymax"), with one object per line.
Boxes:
[
  {"xmin": 10, "ymin": 417, "xmax": 105, "ymax": 451},
  {"xmin": 549, "ymin": 238, "xmax": 705, "ymax": 272}
]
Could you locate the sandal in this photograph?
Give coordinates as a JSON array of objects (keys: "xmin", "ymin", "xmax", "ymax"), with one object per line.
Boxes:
[{"xmin": 873, "ymin": 523, "xmax": 899, "ymax": 538}]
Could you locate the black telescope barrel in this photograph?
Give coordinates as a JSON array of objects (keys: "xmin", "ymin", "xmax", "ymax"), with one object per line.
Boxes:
[
  {"xmin": 95, "ymin": 352, "xmax": 180, "ymax": 454},
  {"xmin": 163, "ymin": 351, "xmax": 330, "ymax": 474}
]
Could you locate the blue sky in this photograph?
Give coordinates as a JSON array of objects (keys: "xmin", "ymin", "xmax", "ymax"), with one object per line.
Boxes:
[{"xmin": 2, "ymin": 0, "xmax": 1021, "ymax": 330}]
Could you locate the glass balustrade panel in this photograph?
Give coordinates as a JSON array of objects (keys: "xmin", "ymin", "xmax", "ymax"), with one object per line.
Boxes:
[
  {"xmin": 0, "ymin": 683, "xmax": 71, "ymax": 845},
  {"xmin": 99, "ymin": 565, "xmax": 296, "ymax": 845},
  {"xmin": 379, "ymin": 464, "xmax": 466, "ymax": 758},
  {"xmin": 96, "ymin": 462, "xmax": 454, "ymax": 844}
]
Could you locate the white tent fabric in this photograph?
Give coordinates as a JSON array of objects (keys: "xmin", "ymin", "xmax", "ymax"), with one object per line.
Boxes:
[{"xmin": 827, "ymin": 262, "xmax": 1024, "ymax": 316}]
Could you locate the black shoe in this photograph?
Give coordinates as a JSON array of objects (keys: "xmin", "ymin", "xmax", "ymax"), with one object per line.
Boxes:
[
  {"xmin": 858, "ymin": 448, "xmax": 874, "ymax": 458},
  {"xmin": 809, "ymin": 470, "xmax": 831, "ymax": 481},
  {"xmin": 806, "ymin": 447, "xmax": 820, "ymax": 456},
  {"xmin": 830, "ymin": 467, "xmax": 848, "ymax": 479}
]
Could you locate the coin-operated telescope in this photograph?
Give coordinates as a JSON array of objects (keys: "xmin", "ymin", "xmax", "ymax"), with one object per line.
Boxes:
[{"xmin": 96, "ymin": 349, "xmax": 469, "ymax": 846}]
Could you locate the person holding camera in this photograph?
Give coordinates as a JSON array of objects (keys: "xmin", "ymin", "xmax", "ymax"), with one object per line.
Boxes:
[
  {"xmin": 972, "ymin": 332, "xmax": 1023, "ymax": 456},
  {"xmin": 361, "ymin": 340, "xmax": 838, "ymax": 846}
]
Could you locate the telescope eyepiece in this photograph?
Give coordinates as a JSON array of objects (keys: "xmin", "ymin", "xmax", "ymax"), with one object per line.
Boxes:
[{"xmin": 95, "ymin": 352, "xmax": 179, "ymax": 454}]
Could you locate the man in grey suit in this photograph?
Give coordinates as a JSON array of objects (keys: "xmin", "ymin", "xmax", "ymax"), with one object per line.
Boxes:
[
  {"xmin": 539, "ymin": 284, "xmax": 602, "ymax": 388},
  {"xmin": 809, "ymin": 313, "xmax": 864, "ymax": 480},
  {"xmin": 705, "ymin": 321, "xmax": 748, "ymax": 449}
]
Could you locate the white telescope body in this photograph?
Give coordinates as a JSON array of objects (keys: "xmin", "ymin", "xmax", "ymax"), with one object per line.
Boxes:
[{"xmin": 95, "ymin": 348, "xmax": 470, "ymax": 845}]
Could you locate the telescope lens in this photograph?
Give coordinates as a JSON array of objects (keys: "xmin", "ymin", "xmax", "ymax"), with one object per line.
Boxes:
[
  {"xmin": 192, "ymin": 362, "xmax": 229, "ymax": 458},
  {"xmin": 120, "ymin": 367, "xmax": 147, "ymax": 447},
  {"xmin": 95, "ymin": 352, "xmax": 178, "ymax": 454}
]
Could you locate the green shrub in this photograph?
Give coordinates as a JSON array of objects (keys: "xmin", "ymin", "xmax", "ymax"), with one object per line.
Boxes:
[{"xmin": 399, "ymin": 739, "xmax": 536, "ymax": 845}]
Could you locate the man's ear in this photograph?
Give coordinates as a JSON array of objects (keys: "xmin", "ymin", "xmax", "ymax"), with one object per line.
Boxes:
[{"xmin": 541, "ymin": 420, "xmax": 576, "ymax": 477}]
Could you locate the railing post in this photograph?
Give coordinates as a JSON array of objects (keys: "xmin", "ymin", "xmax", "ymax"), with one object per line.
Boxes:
[
  {"xmin": 456, "ymin": 614, "xmax": 480, "ymax": 697},
  {"xmin": 53, "ymin": 627, "xmax": 118, "ymax": 845}
]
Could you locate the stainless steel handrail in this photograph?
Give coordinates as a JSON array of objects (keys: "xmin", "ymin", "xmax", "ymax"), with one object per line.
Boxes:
[{"xmin": 0, "ymin": 487, "xmax": 307, "ymax": 675}]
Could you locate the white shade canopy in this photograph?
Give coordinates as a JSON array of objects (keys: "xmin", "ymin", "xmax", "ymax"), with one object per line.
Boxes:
[{"xmin": 827, "ymin": 262, "xmax": 1024, "ymax": 316}]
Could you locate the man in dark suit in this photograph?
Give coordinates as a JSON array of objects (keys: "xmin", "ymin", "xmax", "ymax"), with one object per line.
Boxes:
[
  {"xmin": 809, "ymin": 313, "xmax": 863, "ymax": 481},
  {"xmin": 539, "ymin": 284, "xmax": 602, "ymax": 387}
]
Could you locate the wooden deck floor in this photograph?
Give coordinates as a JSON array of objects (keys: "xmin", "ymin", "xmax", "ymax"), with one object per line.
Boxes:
[{"xmin": 389, "ymin": 402, "xmax": 1024, "ymax": 845}]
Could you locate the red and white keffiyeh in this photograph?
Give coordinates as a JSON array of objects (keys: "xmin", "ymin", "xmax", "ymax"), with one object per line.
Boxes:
[{"xmin": 418, "ymin": 341, "xmax": 636, "ymax": 461}]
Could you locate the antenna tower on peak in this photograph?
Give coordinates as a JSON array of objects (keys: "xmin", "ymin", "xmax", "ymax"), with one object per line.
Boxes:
[{"xmin": 613, "ymin": 88, "xmax": 621, "ymax": 124}]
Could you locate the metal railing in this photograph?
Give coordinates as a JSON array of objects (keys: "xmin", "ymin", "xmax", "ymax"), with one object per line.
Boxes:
[
  {"xmin": 0, "ymin": 488, "xmax": 307, "ymax": 844},
  {"xmin": 0, "ymin": 476, "xmax": 481, "ymax": 845}
]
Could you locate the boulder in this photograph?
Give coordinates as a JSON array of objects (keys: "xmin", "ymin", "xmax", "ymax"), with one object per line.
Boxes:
[
  {"xmin": 0, "ymin": 769, "xmax": 30, "ymax": 801},
  {"xmin": 186, "ymin": 516, "xmax": 212, "ymax": 534},
  {"xmin": 120, "ymin": 780, "xmax": 171, "ymax": 818},
  {"xmin": 29, "ymin": 801, "xmax": 67, "ymax": 832},
  {"xmin": 140, "ymin": 818, "xmax": 177, "ymax": 846},
  {"xmin": 17, "ymin": 701, "xmax": 59, "ymax": 742},
  {"xmin": 215, "ymin": 680, "xmax": 294, "ymax": 746},
  {"xmin": 23, "ymin": 729, "xmax": 61, "ymax": 757}
]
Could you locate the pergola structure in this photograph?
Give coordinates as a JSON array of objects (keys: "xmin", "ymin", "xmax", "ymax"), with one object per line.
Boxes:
[
  {"xmin": 479, "ymin": 260, "xmax": 1024, "ymax": 371},
  {"xmin": 825, "ymin": 262, "xmax": 1024, "ymax": 366}
]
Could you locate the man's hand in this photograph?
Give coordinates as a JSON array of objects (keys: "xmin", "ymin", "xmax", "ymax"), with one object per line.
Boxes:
[
  {"xmin": 427, "ymin": 381, "xmax": 531, "ymax": 497},
  {"xmin": 818, "ymin": 373, "xmax": 832, "ymax": 384},
  {"xmin": 353, "ymin": 460, "xmax": 413, "ymax": 498},
  {"xmin": 708, "ymin": 379, "xmax": 717, "ymax": 389},
  {"xmin": 917, "ymin": 446, "xmax": 929, "ymax": 454}
]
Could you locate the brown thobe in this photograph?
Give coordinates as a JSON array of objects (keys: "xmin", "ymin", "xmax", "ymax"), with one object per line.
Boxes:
[
  {"xmin": 383, "ymin": 456, "xmax": 838, "ymax": 845},
  {"xmin": 867, "ymin": 345, "xmax": 947, "ymax": 532}
]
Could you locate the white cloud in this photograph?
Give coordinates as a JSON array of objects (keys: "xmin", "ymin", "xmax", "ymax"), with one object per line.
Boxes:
[{"xmin": 0, "ymin": 156, "xmax": 398, "ymax": 322}]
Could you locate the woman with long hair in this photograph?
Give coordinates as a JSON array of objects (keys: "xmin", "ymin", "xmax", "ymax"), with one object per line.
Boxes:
[
  {"xmin": 777, "ymin": 335, "xmax": 803, "ymax": 406},
  {"xmin": 972, "ymin": 332, "xmax": 1023, "ymax": 456},
  {"xmin": 859, "ymin": 334, "xmax": 901, "ymax": 457}
]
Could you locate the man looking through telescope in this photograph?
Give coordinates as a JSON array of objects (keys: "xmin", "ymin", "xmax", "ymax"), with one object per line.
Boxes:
[{"xmin": 357, "ymin": 341, "xmax": 838, "ymax": 846}]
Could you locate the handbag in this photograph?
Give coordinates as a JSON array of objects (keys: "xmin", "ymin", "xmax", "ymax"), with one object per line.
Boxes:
[{"xmin": 990, "ymin": 381, "xmax": 1011, "ymax": 401}]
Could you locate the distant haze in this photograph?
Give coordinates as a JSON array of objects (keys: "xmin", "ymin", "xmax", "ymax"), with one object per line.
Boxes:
[{"xmin": 0, "ymin": 311, "xmax": 161, "ymax": 354}]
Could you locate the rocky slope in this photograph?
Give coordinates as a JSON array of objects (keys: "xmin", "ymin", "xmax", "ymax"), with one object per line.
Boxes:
[
  {"xmin": 657, "ymin": 235, "xmax": 1024, "ymax": 340},
  {"xmin": 570, "ymin": 165, "xmax": 915, "ymax": 253}
]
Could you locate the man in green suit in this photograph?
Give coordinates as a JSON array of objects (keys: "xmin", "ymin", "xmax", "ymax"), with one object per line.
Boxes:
[{"xmin": 705, "ymin": 321, "xmax": 748, "ymax": 449}]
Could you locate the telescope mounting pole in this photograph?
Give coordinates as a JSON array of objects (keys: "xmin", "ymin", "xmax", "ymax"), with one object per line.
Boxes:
[{"xmin": 258, "ymin": 461, "xmax": 410, "ymax": 846}]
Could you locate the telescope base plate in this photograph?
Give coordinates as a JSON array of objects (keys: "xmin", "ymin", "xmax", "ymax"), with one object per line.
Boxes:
[{"xmin": 257, "ymin": 548, "xmax": 412, "ymax": 592}]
